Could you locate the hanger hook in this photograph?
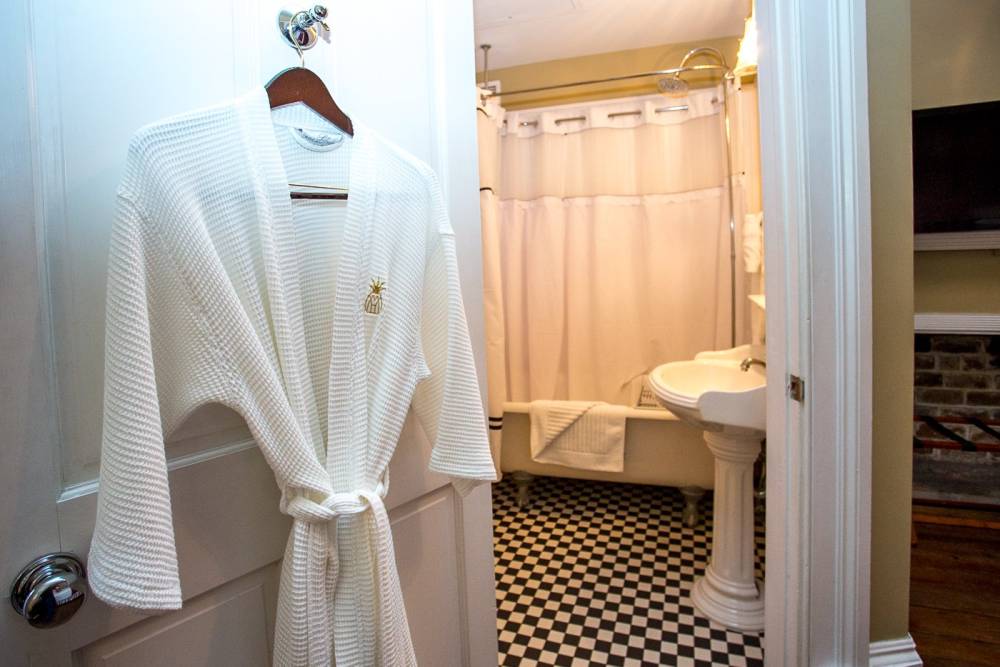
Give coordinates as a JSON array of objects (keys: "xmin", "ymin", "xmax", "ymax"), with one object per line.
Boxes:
[
  {"xmin": 278, "ymin": 6, "xmax": 329, "ymax": 67},
  {"xmin": 287, "ymin": 11, "xmax": 307, "ymax": 68}
]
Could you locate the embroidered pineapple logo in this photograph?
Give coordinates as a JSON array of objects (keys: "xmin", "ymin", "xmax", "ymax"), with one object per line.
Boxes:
[{"xmin": 364, "ymin": 277, "xmax": 385, "ymax": 315}]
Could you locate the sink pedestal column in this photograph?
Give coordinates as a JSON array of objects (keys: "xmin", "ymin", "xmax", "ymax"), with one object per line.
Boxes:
[{"xmin": 690, "ymin": 430, "xmax": 764, "ymax": 631}]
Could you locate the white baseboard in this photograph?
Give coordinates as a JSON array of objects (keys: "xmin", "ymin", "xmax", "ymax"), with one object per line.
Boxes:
[{"xmin": 870, "ymin": 634, "xmax": 922, "ymax": 666}]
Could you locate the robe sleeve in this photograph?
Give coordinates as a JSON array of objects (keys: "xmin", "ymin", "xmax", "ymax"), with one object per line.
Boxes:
[
  {"xmin": 88, "ymin": 194, "xmax": 218, "ymax": 611},
  {"xmin": 412, "ymin": 176, "xmax": 498, "ymax": 495}
]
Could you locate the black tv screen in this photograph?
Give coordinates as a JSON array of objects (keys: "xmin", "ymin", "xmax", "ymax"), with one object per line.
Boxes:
[{"xmin": 912, "ymin": 100, "xmax": 1000, "ymax": 234}]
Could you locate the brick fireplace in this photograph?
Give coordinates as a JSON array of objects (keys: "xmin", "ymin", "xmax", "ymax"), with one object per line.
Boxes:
[{"xmin": 912, "ymin": 333, "xmax": 1000, "ymax": 507}]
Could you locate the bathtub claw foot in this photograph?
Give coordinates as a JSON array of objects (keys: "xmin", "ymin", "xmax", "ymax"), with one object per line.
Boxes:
[
  {"xmin": 511, "ymin": 471, "xmax": 535, "ymax": 509},
  {"xmin": 680, "ymin": 485, "xmax": 706, "ymax": 528}
]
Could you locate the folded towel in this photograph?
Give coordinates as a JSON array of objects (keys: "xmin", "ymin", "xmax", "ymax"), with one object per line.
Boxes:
[
  {"xmin": 742, "ymin": 211, "xmax": 763, "ymax": 273},
  {"xmin": 529, "ymin": 400, "xmax": 627, "ymax": 472}
]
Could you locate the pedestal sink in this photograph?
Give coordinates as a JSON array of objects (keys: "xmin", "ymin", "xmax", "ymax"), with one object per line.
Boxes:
[{"xmin": 648, "ymin": 346, "xmax": 766, "ymax": 632}]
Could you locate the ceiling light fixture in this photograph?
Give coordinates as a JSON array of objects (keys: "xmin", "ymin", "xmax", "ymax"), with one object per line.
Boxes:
[{"xmin": 734, "ymin": 3, "xmax": 758, "ymax": 79}]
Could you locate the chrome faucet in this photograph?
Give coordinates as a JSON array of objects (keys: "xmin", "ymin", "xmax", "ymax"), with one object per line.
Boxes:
[{"xmin": 740, "ymin": 357, "xmax": 766, "ymax": 372}]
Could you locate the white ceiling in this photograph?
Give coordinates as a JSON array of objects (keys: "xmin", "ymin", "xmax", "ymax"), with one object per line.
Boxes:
[{"xmin": 473, "ymin": 0, "xmax": 748, "ymax": 71}]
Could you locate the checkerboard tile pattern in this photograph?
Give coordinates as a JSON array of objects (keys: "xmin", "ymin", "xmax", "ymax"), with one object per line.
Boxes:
[{"xmin": 493, "ymin": 475, "xmax": 765, "ymax": 667}]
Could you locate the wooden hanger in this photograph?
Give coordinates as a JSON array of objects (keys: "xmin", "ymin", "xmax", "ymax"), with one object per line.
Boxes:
[{"xmin": 267, "ymin": 66, "xmax": 353, "ymax": 200}]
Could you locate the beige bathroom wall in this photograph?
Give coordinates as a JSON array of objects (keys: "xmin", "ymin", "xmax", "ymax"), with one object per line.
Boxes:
[
  {"xmin": 915, "ymin": 251, "xmax": 1000, "ymax": 313},
  {"xmin": 863, "ymin": 0, "xmax": 1000, "ymax": 644},
  {"xmin": 477, "ymin": 37, "xmax": 740, "ymax": 110},
  {"xmin": 911, "ymin": 0, "xmax": 1000, "ymax": 314},
  {"xmin": 910, "ymin": 0, "xmax": 1000, "ymax": 110},
  {"xmin": 868, "ymin": 0, "xmax": 915, "ymax": 643}
]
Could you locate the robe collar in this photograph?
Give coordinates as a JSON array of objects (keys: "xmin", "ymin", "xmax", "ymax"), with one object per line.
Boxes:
[
  {"xmin": 235, "ymin": 87, "xmax": 376, "ymax": 490},
  {"xmin": 232, "ymin": 88, "xmax": 418, "ymax": 666}
]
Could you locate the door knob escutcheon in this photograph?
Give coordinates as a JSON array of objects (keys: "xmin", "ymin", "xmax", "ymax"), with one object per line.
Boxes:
[{"xmin": 9, "ymin": 552, "xmax": 87, "ymax": 628}]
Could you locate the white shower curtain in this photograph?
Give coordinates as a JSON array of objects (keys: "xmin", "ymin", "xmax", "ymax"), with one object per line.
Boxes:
[
  {"xmin": 478, "ymin": 91, "xmax": 507, "ymax": 464},
  {"xmin": 478, "ymin": 85, "xmax": 760, "ymax": 418}
]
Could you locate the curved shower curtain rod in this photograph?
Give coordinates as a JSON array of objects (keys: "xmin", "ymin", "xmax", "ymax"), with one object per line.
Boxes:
[
  {"xmin": 490, "ymin": 63, "xmax": 731, "ymax": 98},
  {"xmin": 478, "ymin": 46, "xmax": 740, "ymax": 348},
  {"xmin": 480, "ymin": 46, "xmax": 735, "ymax": 98}
]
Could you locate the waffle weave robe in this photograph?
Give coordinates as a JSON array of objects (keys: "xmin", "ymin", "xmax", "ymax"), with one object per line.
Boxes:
[{"xmin": 87, "ymin": 87, "xmax": 497, "ymax": 666}]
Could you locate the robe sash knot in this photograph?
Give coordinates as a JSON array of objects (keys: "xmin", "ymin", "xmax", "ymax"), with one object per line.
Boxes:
[{"xmin": 275, "ymin": 482, "xmax": 418, "ymax": 667}]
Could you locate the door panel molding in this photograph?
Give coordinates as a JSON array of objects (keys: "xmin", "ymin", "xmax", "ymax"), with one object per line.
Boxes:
[
  {"xmin": 0, "ymin": 0, "xmax": 64, "ymax": 592},
  {"xmin": 58, "ymin": 436, "xmax": 260, "ymax": 503},
  {"xmin": 14, "ymin": 458, "xmax": 473, "ymax": 660},
  {"xmin": 75, "ymin": 568, "xmax": 275, "ymax": 667}
]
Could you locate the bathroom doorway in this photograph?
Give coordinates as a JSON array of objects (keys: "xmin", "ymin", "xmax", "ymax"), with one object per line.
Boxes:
[
  {"xmin": 472, "ymin": 2, "xmax": 767, "ymax": 664},
  {"xmin": 471, "ymin": 0, "xmax": 879, "ymax": 664}
]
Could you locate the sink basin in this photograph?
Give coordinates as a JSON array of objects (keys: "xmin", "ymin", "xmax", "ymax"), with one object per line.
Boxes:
[
  {"xmin": 694, "ymin": 342, "xmax": 765, "ymax": 365},
  {"xmin": 648, "ymin": 359, "xmax": 766, "ymax": 432}
]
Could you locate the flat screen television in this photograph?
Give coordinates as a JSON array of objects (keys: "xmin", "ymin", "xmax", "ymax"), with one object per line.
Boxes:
[{"xmin": 912, "ymin": 100, "xmax": 1000, "ymax": 235}]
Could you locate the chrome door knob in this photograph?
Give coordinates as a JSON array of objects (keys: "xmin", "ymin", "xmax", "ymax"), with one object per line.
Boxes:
[{"xmin": 9, "ymin": 552, "xmax": 87, "ymax": 628}]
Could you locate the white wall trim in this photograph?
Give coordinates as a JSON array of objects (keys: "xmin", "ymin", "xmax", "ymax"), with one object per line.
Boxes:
[
  {"xmin": 870, "ymin": 634, "xmax": 923, "ymax": 666},
  {"xmin": 915, "ymin": 230, "xmax": 1000, "ymax": 251},
  {"xmin": 914, "ymin": 312, "xmax": 1000, "ymax": 334},
  {"xmin": 758, "ymin": 0, "xmax": 873, "ymax": 664}
]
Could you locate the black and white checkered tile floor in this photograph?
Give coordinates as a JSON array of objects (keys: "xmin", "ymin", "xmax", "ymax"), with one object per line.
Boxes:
[{"xmin": 493, "ymin": 475, "xmax": 765, "ymax": 667}]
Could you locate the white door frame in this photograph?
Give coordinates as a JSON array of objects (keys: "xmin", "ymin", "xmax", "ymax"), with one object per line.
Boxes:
[{"xmin": 758, "ymin": 0, "xmax": 874, "ymax": 665}]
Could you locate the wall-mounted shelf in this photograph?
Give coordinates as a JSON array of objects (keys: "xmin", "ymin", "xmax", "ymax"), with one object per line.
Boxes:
[
  {"xmin": 914, "ymin": 231, "xmax": 1000, "ymax": 251},
  {"xmin": 914, "ymin": 312, "xmax": 1000, "ymax": 334}
]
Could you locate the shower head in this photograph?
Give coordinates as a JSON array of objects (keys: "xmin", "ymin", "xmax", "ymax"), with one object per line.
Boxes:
[
  {"xmin": 657, "ymin": 75, "xmax": 689, "ymax": 96},
  {"xmin": 658, "ymin": 46, "xmax": 731, "ymax": 98}
]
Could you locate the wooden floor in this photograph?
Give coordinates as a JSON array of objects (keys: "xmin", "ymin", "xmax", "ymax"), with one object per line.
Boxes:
[{"xmin": 910, "ymin": 516, "xmax": 1000, "ymax": 666}]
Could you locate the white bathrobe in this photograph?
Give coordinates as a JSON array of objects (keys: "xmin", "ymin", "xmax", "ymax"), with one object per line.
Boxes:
[{"xmin": 87, "ymin": 88, "xmax": 497, "ymax": 666}]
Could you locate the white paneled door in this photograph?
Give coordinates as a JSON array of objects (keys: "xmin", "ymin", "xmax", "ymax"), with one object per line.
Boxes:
[{"xmin": 1, "ymin": 1, "xmax": 497, "ymax": 664}]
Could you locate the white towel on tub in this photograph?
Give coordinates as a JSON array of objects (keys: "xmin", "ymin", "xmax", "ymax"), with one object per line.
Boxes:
[{"xmin": 529, "ymin": 400, "xmax": 628, "ymax": 472}]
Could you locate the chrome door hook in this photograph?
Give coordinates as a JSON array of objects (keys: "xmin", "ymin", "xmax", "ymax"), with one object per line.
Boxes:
[{"xmin": 278, "ymin": 5, "xmax": 329, "ymax": 52}]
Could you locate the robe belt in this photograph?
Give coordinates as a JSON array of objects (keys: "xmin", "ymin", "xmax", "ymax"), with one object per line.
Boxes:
[
  {"xmin": 273, "ymin": 483, "xmax": 417, "ymax": 667},
  {"xmin": 284, "ymin": 486, "xmax": 384, "ymax": 522}
]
